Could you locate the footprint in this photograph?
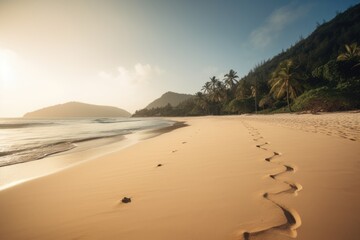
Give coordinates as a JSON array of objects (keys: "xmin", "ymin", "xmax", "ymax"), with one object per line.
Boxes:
[
  {"xmin": 256, "ymin": 142, "xmax": 268, "ymax": 148},
  {"xmin": 242, "ymin": 121, "xmax": 302, "ymax": 239}
]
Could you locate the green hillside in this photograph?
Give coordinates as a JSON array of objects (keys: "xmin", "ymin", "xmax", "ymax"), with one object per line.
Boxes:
[
  {"xmin": 239, "ymin": 3, "xmax": 360, "ymax": 112},
  {"xmin": 145, "ymin": 92, "xmax": 194, "ymax": 109},
  {"xmin": 133, "ymin": 3, "xmax": 360, "ymax": 117}
]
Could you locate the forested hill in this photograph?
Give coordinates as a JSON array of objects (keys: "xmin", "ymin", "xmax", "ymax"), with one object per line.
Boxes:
[
  {"xmin": 242, "ymin": 3, "xmax": 360, "ymax": 87},
  {"xmin": 145, "ymin": 92, "xmax": 194, "ymax": 109},
  {"xmin": 133, "ymin": 4, "xmax": 360, "ymax": 117}
]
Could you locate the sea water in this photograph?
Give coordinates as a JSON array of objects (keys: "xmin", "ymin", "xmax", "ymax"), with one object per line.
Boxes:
[
  {"xmin": 0, "ymin": 117, "xmax": 174, "ymax": 167},
  {"xmin": 0, "ymin": 117, "xmax": 175, "ymax": 189}
]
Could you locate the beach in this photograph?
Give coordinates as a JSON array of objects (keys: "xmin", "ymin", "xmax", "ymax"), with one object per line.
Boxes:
[{"xmin": 0, "ymin": 113, "xmax": 359, "ymax": 240}]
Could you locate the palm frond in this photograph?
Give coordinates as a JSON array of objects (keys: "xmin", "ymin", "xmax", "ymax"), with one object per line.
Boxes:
[
  {"xmin": 275, "ymin": 82, "xmax": 286, "ymax": 99},
  {"xmin": 345, "ymin": 44, "xmax": 352, "ymax": 53},
  {"xmin": 269, "ymin": 82, "xmax": 280, "ymax": 94}
]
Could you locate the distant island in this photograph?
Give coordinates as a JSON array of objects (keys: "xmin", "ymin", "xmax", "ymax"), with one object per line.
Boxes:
[
  {"xmin": 133, "ymin": 91, "xmax": 194, "ymax": 117},
  {"xmin": 133, "ymin": 3, "xmax": 360, "ymax": 117},
  {"xmin": 146, "ymin": 91, "xmax": 194, "ymax": 109},
  {"xmin": 24, "ymin": 102, "xmax": 131, "ymax": 118}
]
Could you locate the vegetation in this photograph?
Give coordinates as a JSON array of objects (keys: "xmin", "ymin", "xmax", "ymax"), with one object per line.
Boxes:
[
  {"xmin": 269, "ymin": 59, "xmax": 302, "ymax": 112},
  {"xmin": 133, "ymin": 4, "xmax": 360, "ymax": 117}
]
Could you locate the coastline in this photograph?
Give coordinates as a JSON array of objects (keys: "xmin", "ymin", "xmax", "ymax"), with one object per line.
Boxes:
[
  {"xmin": 1, "ymin": 113, "xmax": 359, "ymax": 239},
  {"xmin": 0, "ymin": 121, "xmax": 184, "ymax": 191}
]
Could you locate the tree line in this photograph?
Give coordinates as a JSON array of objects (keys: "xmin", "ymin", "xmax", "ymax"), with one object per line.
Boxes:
[
  {"xmin": 133, "ymin": 4, "xmax": 360, "ymax": 117},
  {"xmin": 134, "ymin": 42, "xmax": 359, "ymax": 117}
]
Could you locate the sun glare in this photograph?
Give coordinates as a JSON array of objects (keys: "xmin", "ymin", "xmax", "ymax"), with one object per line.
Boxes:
[{"xmin": 0, "ymin": 49, "xmax": 17, "ymax": 84}]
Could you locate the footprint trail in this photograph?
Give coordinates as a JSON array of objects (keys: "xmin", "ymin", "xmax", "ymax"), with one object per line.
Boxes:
[{"xmin": 241, "ymin": 122, "xmax": 302, "ymax": 240}]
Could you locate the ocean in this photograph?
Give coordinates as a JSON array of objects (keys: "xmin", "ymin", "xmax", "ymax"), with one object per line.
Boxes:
[{"xmin": 0, "ymin": 117, "xmax": 175, "ymax": 168}]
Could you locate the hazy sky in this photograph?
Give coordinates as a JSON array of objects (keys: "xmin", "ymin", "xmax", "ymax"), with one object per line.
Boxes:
[{"xmin": 0, "ymin": 0, "xmax": 358, "ymax": 117}]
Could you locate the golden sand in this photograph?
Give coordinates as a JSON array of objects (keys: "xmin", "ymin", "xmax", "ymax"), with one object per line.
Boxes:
[{"xmin": 1, "ymin": 113, "xmax": 359, "ymax": 240}]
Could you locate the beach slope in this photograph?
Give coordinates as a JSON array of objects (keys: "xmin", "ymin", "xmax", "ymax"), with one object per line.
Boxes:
[{"xmin": 0, "ymin": 114, "xmax": 359, "ymax": 240}]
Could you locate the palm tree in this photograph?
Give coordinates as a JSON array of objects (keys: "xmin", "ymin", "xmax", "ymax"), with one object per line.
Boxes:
[
  {"xmin": 269, "ymin": 59, "xmax": 301, "ymax": 112},
  {"xmin": 195, "ymin": 91, "xmax": 209, "ymax": 114},
  {"xmin": 201, "ymin": 81, "xmax": 211, "ymax": 94},
  {"xmin": 259, "ymin": 95, "xmax": 274, "ymax": 110},
  {"xmin": 224, "ymin": 69, "xmax": 239, "ymax": 90},
  {"xmin": 337, "ymin": 43, "xmax": 360, "ymax": 61},
  {"xmin": 209, "ymin": 76, "xmax": 219, "ymax": 92},
  {"xmin": 213, "ymin": 80, "xmax": 226, "ymax": 102},
  {"xmin": 235, "ymin": 80, "xmax": 251, "ymax": 100},
  {"xmin": 196, "ymin": 91, "xmax": 204, "ymax": 99},
  {"xmin": 206, "ymin": 76, "xmax": 226, "ymax": 102},
  {"xmin": 337, "ymin": 43, "xmax": 360, "ymax": 69},
  {"xmin": 251, "ymin": 83, "xmax": 257, "ymax": 113}
]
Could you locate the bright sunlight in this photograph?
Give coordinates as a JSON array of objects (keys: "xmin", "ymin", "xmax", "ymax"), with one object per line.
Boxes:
[{"xmin": 0, "ymin": 49, "xmax": 17, "ymax": 85}]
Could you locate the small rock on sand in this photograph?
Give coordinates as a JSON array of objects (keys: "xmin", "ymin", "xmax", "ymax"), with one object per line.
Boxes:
[{"xmin": 121, "ymin": 197, "xmax": 131, "ymax": 203}]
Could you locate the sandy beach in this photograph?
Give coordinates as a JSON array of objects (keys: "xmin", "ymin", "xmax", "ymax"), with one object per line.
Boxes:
[{"xmin": 1, "ymin": 113, "xmax": 359, "ymax": 240}]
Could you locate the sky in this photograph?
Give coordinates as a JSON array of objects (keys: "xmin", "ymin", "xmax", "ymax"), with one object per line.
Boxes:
[{"xmin": 0, "ymin": 0, "xmax": 358, "ymax": 117}]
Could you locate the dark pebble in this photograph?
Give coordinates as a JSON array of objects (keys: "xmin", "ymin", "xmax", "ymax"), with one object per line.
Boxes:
[{"xmin": 121, "ymin": 197, "xmax": 131, "ymax": 203}]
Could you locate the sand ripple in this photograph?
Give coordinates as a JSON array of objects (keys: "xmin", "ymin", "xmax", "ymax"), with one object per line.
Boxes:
[{"xmin": 243, "ymin": 112, "xmax": 360, "ymax": 142}]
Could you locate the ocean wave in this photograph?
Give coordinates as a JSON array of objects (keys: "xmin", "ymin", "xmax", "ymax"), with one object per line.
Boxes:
[
  {"xmin": 94, "ymin": 118, "xmax": 141, "ymax": 124},
  {"xmin": 0, "ymin": 122, "xmax": 54, "ymax": 129},
  {"xmin": 0, "ymin": 118, "xmax": 175, "ymax": 167},
  {"xmin": 71, "ymin": 133, "xmax": 127, "ymax": 143},
  {"xmin": 0, "ymin": 133, "xmax": 128, "ymax": 167},
  {"xmin": 0, "ymin": 142, "xmax": 77, "ymax": 167}
]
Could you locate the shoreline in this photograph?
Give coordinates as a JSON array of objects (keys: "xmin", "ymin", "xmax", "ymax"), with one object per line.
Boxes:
[
  {"xmin": 1, "ymin": 113, "xmax": 359, "ymax": 239},
  {"xmin": 0, "ymin": 121, "xmax": 185, "ymax": 191}
]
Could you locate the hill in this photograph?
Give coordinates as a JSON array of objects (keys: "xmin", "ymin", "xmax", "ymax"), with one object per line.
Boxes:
[
  {"xmin": 133, "ymin": 3, "xmax": 360, "ymax": 116},
  {"xmin": 235, "ymin": 3, "xmax": 360, "ymax": 113},
  {"xmin": 241, "ymin": 3, "xmax": 360, "ymax": 87},
  {"xmin": 24, "ymin": 102, "xmax": 131, "ymax": 118},
  {"xmin": 145, "ymin": 92, "xmax": 194, "ymax": 109}
]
